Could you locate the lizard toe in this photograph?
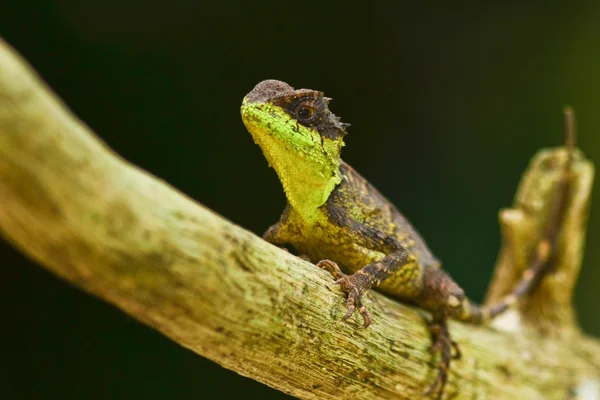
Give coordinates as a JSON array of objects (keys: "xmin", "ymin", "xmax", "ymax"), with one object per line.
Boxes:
[{"xmin": 316, "ymin": 259, "xmax": 345, "ymax": 280}]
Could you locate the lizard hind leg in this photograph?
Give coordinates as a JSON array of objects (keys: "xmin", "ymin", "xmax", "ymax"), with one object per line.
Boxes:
[{"xmin": 424, "ymin": 317, "xmax": 456, "ymax": 399}]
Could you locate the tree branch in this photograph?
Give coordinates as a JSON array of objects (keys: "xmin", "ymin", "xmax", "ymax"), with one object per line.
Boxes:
[{"xmin": 0, "ymin": 37, "xmax": 598, "ymax": 400}]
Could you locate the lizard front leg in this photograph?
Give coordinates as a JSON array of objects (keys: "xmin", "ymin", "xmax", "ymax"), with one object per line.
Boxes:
[
  {"xmin": 262, "ymin": 222, "xmax": 288, "ymax": 246},
  {"xmin": 319, "ymin": 253, "xmax": 463, "ymax": 398},
  {"xmin": 317, "ymin": 248, "xmax": 415, "ymax": 328},
  {"xmin": 263, "ymin": 221, "xmax": 314, "ymax": 262}
]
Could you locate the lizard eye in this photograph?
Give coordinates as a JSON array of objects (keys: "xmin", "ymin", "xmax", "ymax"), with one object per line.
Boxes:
[{"xmin": 295, "ymin": 103, "xmax": 316, "ymax": 121}]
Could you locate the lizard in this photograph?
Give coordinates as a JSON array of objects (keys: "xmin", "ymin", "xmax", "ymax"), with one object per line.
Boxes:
[{"xmin": 240, "ymin": 79, "xmax": 575, "ymax": 398}]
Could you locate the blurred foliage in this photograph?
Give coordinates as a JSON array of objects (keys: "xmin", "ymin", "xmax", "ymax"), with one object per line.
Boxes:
[{"xmin": 1, "ymin": 1, "xmax": 598, "ymax": 399}]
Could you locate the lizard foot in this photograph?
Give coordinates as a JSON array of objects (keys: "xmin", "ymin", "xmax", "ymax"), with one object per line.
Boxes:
[
  {"xmin": 317, "ymin": 259, "xmax": 373, "ymax": 328},
  {"xmin": 424, "ymin": 318, "xmax": 458, "ymax": 399}
]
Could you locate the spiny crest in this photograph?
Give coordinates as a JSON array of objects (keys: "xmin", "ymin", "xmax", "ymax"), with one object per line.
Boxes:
[{"xmin": 246, "ymin": 80, "xmax": 350, "ymax": 140}]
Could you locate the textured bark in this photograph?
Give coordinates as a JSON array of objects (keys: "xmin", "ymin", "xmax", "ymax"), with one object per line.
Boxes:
[{"xmin": 0, "ymin": 37, "xmax": 599, "ymax": 400}]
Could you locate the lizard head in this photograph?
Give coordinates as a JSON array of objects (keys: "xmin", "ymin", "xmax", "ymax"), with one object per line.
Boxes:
[{"xmin": 241, "ymin": 80, "xmax": 349, "ymax": 220}]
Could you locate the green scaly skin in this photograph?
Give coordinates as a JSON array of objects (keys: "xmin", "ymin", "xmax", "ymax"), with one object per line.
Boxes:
[{"xmin": 241, "ymin": 80, "xmax": 573, "ymax": 398}]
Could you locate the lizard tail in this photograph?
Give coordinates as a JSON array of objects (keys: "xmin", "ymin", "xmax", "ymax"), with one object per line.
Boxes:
[{"xmin": 459, "ymin": 107, "xmax": 576, "ymax": 324}]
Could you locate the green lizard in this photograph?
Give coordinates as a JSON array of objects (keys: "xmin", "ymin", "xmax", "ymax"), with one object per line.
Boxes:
[{"xmin": 240, "ymin": 80, "xmax": 574, "ymax": 398}]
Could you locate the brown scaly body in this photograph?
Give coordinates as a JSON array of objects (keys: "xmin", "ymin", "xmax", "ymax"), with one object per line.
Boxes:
[
  {"xmin": 241, "ymin": 80, "xmax": 574, "ymax": 398},
  {"xmin": 265, "ymin": 162, "xmax": 452, "ymax": 318}
]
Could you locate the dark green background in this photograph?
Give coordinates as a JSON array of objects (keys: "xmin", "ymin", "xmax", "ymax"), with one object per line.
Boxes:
[{"xmin": 1, "ymin": 1, "xmax": 599, "ymax": 399}]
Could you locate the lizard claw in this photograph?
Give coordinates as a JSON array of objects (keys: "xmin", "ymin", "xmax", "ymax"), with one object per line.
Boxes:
[
  {"xmin": 450, "ymin": 340, "xmax": 461, "ymax": 360},
  {"xmin": 317, "ymin": 260, "xmax": 373, "ymax": 328},
  {"xmin": 340, "ymin": 284, "xmax": 357, "ymax": 319}
]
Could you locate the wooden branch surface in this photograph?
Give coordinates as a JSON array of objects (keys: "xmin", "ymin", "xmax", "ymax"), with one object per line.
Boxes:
[{"xmin": 0, "ymin": 37, "xmax": 599, "ymax": 400}]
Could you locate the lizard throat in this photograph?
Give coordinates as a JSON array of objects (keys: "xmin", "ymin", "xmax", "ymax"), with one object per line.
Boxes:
[
  {"xmin": 241, "ymin": 99, "xmax": 344, "ymax": 222},
  {"xmin": 259, "ymin": 136, "xmax": 343, "ymax": 222}
]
